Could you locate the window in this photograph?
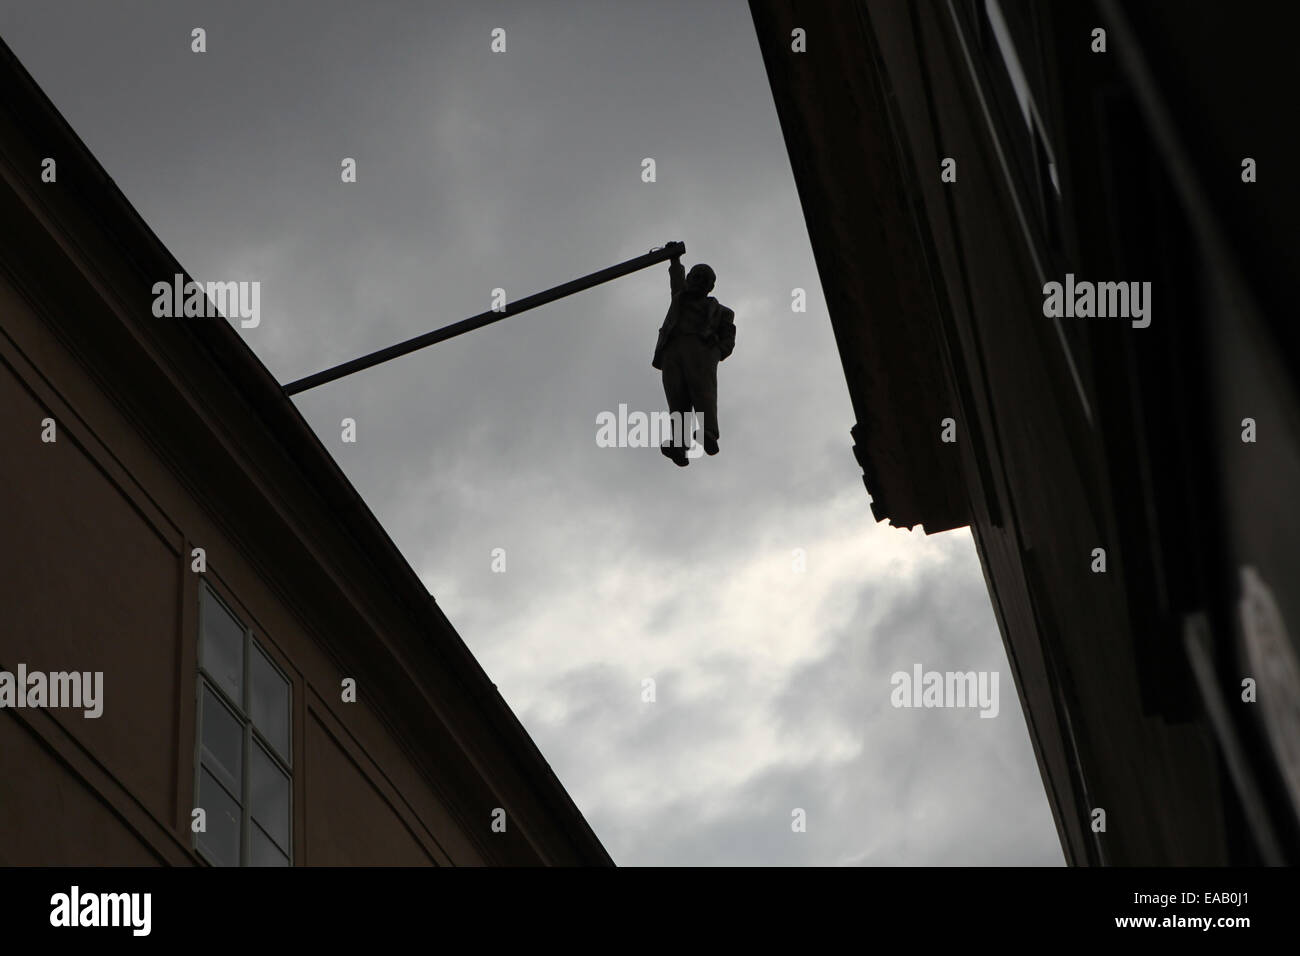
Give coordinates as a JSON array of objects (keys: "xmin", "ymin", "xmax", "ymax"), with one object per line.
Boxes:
[
  {"xmin": 982, "ymin": 0, "xmax": 1062, "ymax": 250},
  {"xmin": 195, "ymin": 583, "xmax": 292, "ymax": 866},
  {"xmin": 953, "ymin": 0, "xmax": 1093, "ymax": 423}
]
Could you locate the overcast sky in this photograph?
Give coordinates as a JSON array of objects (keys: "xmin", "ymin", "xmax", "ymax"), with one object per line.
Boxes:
[{"xmin": 1, "ymin": 0, "xmax": 1062, "ymax": 865}]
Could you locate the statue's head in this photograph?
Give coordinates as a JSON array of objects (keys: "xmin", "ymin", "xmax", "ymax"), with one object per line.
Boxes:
[{"xmin": 685, "ymin": 263, "xmax": 716, "ymax": 294}]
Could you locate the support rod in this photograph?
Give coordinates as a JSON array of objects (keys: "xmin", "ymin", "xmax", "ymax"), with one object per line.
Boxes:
[{"xmin": 282, "ymin": 240, "xmax": 685, "ymax": 396}]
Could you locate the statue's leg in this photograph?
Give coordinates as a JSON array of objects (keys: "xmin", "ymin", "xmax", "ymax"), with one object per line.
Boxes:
[
  {"xmin": 659, "ymin": 338, "xmax": 690, "ymax": 465},
  {"xmin": 684, "ymin": 338, "xmax": 721, "ymax": 455}
]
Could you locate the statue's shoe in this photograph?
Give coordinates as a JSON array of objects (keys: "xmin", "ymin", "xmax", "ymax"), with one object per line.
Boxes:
[
  {"xmin": 661, "ymin": 442, "xmax": 689, "ymax": 467},
  {"xmin": 692, "ymin": 428, "xmax": 720, "ymax": 457}
]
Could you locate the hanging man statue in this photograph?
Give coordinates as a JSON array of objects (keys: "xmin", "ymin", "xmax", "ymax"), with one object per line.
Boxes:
[{"xmin": 652, "ymin": 254, "xmax": 736, "ymax": 466}]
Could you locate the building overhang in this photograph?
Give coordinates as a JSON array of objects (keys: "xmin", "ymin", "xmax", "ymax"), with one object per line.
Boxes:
[{"xmin": 750, "ymin": 0, "xmax": 969, "ymax": 534}]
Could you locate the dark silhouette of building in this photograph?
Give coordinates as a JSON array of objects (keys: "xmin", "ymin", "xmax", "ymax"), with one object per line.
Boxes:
[
  {"xmin": 752, "ymin": 0, "xmax": 1300, "ymax": 864},
  {"xmin": 0, "ymin": 38, "xmax": 610, "ymax": 866}
]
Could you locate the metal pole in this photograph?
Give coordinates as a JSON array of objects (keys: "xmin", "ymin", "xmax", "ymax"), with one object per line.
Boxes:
[{"xmin": 282, "ymin": 241, "xmax": 686, "ymax": 396}]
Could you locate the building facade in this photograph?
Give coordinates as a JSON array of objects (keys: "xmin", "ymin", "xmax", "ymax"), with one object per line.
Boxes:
[
  {"xmin": 752, "ymin": 0, "xmax": 1300, "ymax": 864},
  {"xmin": 0, "ymin": 39, "xmax": 610, "ymax": 867}
]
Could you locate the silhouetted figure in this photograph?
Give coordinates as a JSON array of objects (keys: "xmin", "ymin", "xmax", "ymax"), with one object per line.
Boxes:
[{"xmin": 652, "ymin": 256, "xmax": 736, "ymax": 466}]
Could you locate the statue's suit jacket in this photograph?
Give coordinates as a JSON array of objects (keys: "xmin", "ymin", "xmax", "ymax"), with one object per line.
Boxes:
[{"xmin": 652, "ymin": 260, "xmax": 736, "ymax": 370}]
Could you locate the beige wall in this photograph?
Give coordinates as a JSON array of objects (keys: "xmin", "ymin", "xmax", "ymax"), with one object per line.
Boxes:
[{"xmin": 0, "ymin": 273, "xmax": 484, "ymax": 865}]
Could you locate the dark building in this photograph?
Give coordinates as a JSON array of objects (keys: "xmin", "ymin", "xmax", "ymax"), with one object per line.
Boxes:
[
  {"xmin": 0, "ymin": 39, "xmax": 609, "ymax": 866},
  {"xmin": 751, "ymin": 0, "xmax": 1300, "ymax": 864}
]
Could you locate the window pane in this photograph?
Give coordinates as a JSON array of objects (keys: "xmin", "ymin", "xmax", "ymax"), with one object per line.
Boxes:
[
  {"xmin": 249, "ymin": 741, "xmax": 290, "ymax": 851},
  {"xmin": 249, "ymin": 645, "xmax": 290, "ymax": 759},
  {"xmin": 201, "ymin": 590, "xmax": 244, "ymax": 703},
  {"xmin": 250, "ymin": 822, "xmax": 289, "ymax": 867},
  {"xmin": 201, "ymin": 684, "xmax": 243, "ymax": 790},
  {"xmin": 197, "ymin": 767, "xmax": 241, "ymax": 867}
]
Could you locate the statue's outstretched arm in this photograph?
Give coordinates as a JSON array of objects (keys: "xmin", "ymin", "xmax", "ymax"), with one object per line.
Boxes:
[{"xmin": 669, "ymin": 257, "xmax": 685, "ymax": 296}]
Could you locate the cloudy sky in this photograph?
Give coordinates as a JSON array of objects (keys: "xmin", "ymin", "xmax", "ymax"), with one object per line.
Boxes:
[{"xmin": 1, "ymin": 0, "xmax": 1061, "ymax": 865}]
